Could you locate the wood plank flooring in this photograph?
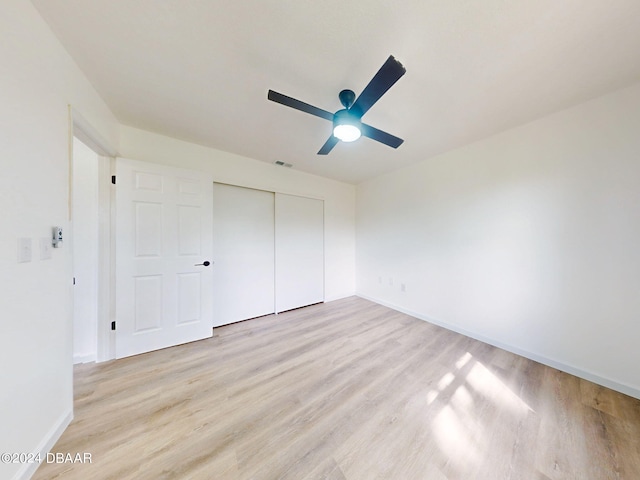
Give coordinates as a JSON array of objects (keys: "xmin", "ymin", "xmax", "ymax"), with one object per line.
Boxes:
[{"xmin": 33, "ymin": 297, "xmax": 640, "ymax": 479}]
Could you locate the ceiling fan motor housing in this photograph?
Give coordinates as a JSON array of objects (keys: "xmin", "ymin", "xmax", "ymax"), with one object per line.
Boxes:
[
  {"xmin": 339, "ymin": 89, "xmax": 356, "ymax": 109},
  {"xmin": 333, "ymin": 109, "xmax": 361, "ymax": 129},
  {"xmin": 333, "ymin": 109, "xmax": 362, "ymax": 142}
]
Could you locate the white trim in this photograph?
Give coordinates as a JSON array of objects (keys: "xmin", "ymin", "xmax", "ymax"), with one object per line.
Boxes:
[
  {"xmin": 322, "ymin": 199, "xmax": 326, "ymax": 304},
  {"xmin": 12, "ymin": 409, "xmax": 73, "ymax": 480},
  {"xmin": 212, "ymin": 180, "xmax": 325, "ymax": 202},
  {"xmin": 324, "ymin": 292, "xmax": 355, "ymax": 303},
  {"xmin": 357, "ymin": 293, "xmax": 640, "ymax": 400},
  {"xmin": 71, "ymin": 108, "xmax": 118, "ymax": 157},
  {"xmin": 96, "ymin": 156, "xmax": 116, "ymax": 362},
  {"xmin": 73, "ymin": 353, "xmax": 96, "ymax": 364},
  {"xmin": 71, "ymin": 109, "xmax": 118, "ymax": 363}
]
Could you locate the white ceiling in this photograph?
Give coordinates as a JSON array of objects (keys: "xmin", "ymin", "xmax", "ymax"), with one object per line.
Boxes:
[{"xmin": 32, "ymin": 0, "xmax": 640, "ymax": 184}]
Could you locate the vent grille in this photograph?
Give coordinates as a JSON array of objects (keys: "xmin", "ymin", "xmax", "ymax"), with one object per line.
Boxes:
[{"xmin": 274, "ymin": 161, "xmax": 293, "ymax": 168}]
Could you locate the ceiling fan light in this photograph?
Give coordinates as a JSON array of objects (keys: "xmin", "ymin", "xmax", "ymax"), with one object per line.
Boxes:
[
  {"xmin": 333, "ymin": 109, "xmax": 361, "ymax": 142},
  {"xmin": 333, "ymin": 124, "xmax": 361, "ymax": 142}
]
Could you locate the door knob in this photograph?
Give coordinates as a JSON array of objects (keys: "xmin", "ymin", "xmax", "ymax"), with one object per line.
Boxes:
[{"xmin": 195, "ymin": 261, "xmax": 211, "ymax": 267}]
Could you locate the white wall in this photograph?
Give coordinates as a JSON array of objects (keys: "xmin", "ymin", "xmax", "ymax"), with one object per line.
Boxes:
[
  {"xmin": 0, "ymin": 2, "xmax": 119, "ymax": 479},
  {"xmin": 357, "ymin": 82, "xmax": 640, "ymax": 399},
  {"xmin": 119, "ymin": 126, "xmax": 356, "ymax": 302},
  {"xmin": 72, "ymin": 138, "xmax": 99, "ymax": 364},
  {"xmin": 6, "ymin": 5, "xmax": 634, "ymax": 480}
]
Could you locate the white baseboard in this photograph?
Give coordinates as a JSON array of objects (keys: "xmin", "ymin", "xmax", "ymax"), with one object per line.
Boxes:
[
  {"xmin": 73, "ymin": 353, "xmax": 96, "ymax": 364},
  {"xmin": 13, "ymin": 409, "xmax": 73, "ymax": 480},
  {"xmin": 324, "ymin": 292, "xmax": 357, "ymax": 303},
  {"xmin": 357, "ymin": 293, "xmax": 640, "ymax": 400}
]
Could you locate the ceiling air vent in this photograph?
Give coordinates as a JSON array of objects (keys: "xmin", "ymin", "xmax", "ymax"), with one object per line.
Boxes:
[{"xmin": 274, "ymin": 161, "xmax": 293, "ymax": 168}]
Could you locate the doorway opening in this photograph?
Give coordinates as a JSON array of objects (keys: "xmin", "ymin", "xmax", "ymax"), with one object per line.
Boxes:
[
  {"xmin": 71, "ymin": 137, "xmax": 99, "ymax": 363},
  {"xmin": 71, "ymin": 109, "xmax": 117, "ymax": 363}
]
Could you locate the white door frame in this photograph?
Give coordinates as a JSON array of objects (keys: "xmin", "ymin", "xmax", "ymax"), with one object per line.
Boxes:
[
  {"xmin": 71, "ymin": 107, "xmax": 118, "ymax": 362},
  {"xmin": 96, "ymin": 155, "xmax": 116, "ymax": 361}
]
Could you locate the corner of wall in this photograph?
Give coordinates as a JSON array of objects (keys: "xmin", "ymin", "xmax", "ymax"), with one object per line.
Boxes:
[{"xmin": 11, "ymin": 409, "xmax": 73, "ymax": 480}]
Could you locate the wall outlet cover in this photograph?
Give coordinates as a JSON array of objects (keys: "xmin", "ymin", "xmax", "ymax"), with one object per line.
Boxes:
[
  {"xmin": 40, "ymin": 237, "xmax": 52, "ymax": 260},
  {"xmin": 18, "ymin": 237, "xmax": 32, "ymax": 263}
]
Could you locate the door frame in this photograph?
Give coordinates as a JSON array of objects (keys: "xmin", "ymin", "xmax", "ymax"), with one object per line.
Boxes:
[{"xmin": 71, "ymin": 107, "xmax": 118, "ymax": 362}]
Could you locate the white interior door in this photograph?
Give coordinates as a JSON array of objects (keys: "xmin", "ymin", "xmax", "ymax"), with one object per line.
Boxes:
[
  {"xmin": 275, "ymin": 193, "xmax": 324, "ymax": 312},
  {"xmin": 212, "ymin": 183, "xmax": 275, "ymax": 326},
  {"xmin": 115, "ymin": 158, "xmax": 214, "ymax": 358}
]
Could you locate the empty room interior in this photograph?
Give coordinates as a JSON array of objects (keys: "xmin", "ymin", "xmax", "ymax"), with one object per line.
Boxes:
[{"xmin": 2, "ymin": 1, "xmax": 640, "ymax": 479}]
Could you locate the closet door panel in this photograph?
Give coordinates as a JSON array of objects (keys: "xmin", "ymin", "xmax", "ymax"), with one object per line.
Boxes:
[
  {"xmin": 212, "ymin": 183, "xmax": 275, "ymax": 326},
  {"xmin": 275, "ymin": 193, "xmax": 324, "ymax": 312}
]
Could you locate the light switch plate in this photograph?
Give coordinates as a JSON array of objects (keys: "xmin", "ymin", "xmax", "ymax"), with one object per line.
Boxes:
[{"xmin": 18, "ymin": 238, "xmax": 32, "ymax": 263}]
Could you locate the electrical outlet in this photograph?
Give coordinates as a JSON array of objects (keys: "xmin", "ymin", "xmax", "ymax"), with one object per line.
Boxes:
[
  {"xmin": 401, "ymin": 283, "xmax": 406, "ymax": 292},
  {"xmin": 40, "ymin": 237, "xmax": 52, "ymax": 260},
  {"xmin": 17, "ymin": 238, "xmax": 32, "ymax": 263},
  {"xmin": 378, "ymin": 276, "xmax": 382, "ymax": 284},
  {"xmin": 388, "ymin": 277, "xmax": 393, "ymax": 286}
]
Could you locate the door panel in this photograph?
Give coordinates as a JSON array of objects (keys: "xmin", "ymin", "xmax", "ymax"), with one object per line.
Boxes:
[
  {"xmin": 212, "ymin": 183, "xmax": 275, "ymax": 326},
  {"xmin": 134, "ymin": 202, "xmax": 162, "ymax": 256},
  {"xmin": 275, "ymin": 194, "xmax": 324, "ymax": 313},
  {"xmin": 115, "ymin": 158, "xmax": 213, "ymax": 358},
  {"xmin": 134, "ymin": 275, "xmax": 162, "ymax": 332},
  {"xmin": 177, "ymin": 273, "xmax": 201, "ymax": 324},
  {"xmin": 178, "ymin": 206, "xmax": 201, "ymax": 255}
]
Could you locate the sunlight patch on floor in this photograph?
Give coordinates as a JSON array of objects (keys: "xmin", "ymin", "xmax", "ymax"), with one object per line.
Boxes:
[
  {"xmin": 432, "ymin": 405, "xmax": 483, "ymax": 467},
  {"xmin": 465, "ymin": 360, "xmax": 533, "ymax": 415},
  {"xmin": 425, "ymin": 351, "xmax": 535, "ymax": 471}
]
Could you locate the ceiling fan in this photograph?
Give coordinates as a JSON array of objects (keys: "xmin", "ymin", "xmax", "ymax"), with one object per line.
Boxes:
[{"xmin": 268, "ymin": 55, "xmax": 406, "ymax": 155}]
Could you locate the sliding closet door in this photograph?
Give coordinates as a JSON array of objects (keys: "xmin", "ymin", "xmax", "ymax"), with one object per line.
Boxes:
[
  {"xmin": 275, "ymin": 193, "xmax": 324, "ymax": 313},
  {"xmin": 212, "ymin": 183, "xmax": 275, "ymax": 326}
]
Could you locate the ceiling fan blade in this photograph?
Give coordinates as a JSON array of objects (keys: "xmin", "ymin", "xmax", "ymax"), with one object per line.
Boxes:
[
  {"xmin": 317, "ymin": 135, "xmax": 339, "ymax": 155},
  {"xmin": 360, "ymin": 123, "xmax": 404, "ymax": 148},
  {"xmin": 268, "ymin": 90, "xmax": 334, "ymax": 121},
  {"xmin": 351, "ymin": 56, "xmax": 406, "ymax": 118}
]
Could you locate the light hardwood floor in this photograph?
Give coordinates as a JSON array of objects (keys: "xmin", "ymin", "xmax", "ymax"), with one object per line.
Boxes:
[{"xmin": 33, "ymin": 297, "xmax": 640, "ymax": 479}]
